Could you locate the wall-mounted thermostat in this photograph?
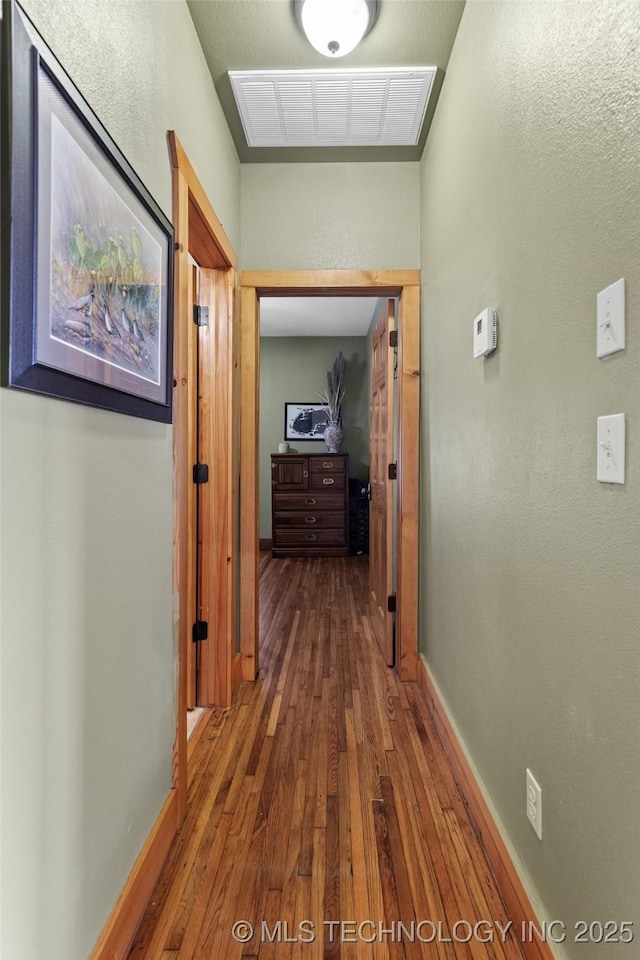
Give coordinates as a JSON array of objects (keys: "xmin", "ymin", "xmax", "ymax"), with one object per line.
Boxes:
[{"xmin": 473, "ymin": 308, "xmax": 497, "ymax": 358}]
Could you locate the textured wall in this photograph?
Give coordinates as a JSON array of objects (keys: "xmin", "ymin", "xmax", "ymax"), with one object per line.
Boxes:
[
  {"xmin": 241, "ymin": 162, "xmax": 420, "ymax": 270},
  {"xmin": 0, "ymin": 2, "xmax": 240, "ymax": 958},
  {"xmin": 259, "ymin": 337, "xmax": 369, "ymax": 539},
  {"xmin": 420, "ymin": 2, "xmax": 640, "ymax": 954}
]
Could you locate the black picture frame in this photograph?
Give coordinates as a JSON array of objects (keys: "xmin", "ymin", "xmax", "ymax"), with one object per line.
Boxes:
[
  {"xmin": 0, "ymin": 1, "xmax": 174, "ymax": 422},
  {"xmin": 284, "ymin": 402, "xmax": 330, "ymax": 441}
]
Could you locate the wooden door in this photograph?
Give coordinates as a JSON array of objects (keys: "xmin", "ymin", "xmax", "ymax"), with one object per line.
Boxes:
[
  {"xmin": 186, "ymin": 262, "xmax": 199, "ymax": 708},
  {"xmin": 369, "ymin": 299, "xmax": 395, "ymax": 665},
  {"xmin": 196, "ymin": 267, "xmax": 239, "ymax": 707}
]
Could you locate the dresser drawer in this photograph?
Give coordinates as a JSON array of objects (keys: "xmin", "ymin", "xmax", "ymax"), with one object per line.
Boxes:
[
  {"xmin": 274, "ymin": 511, "xmax": 346, "ymax": 529},
  {"xmin": 273, "ymin": 492, "xmax": 345, "ymax": 512},
  {"xmin": 273, "ymin": 529, "xmax": 347, "ymax": 548},
  {"xmin": 309, "ymin": 472, "xmax": 346, "ymax": 491},
  {"xmin": 309, "ymin": 456, "xmax": 347, "ymax": 474}
]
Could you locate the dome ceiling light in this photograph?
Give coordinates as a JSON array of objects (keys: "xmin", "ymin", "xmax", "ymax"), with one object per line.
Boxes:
[{"xmin": 292, "ymin": 0, "xmax": 379, "ymax": 58}]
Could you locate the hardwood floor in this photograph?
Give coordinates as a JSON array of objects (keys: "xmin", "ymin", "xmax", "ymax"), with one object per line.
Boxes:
[{"xmin": 128, "ymin": 556, "xmax": 527, "ymax": 960}]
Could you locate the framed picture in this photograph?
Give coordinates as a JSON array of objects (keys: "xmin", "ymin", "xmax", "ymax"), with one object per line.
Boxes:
[
  {"xmin": 284, "ymin": 402, "xmax": 330, "ymax": 441},
  {"xmin": 1, "ymin": 1, "xmax": 174, "ymax": 422}
]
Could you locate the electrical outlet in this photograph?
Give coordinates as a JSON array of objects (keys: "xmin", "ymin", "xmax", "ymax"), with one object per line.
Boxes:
[{"xmin": 526, "ymin": 769, "xmax": 543, "ymax": 840}]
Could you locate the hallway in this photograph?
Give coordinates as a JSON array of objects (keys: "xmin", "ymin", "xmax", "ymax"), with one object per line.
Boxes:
[{"xmin": 128, "ymin": 556, "xmax": 527, "ymax": 959}]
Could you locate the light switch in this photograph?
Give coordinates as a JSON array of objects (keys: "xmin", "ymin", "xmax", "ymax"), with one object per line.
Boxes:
[
  {"xmin": 597, "ymin": 278, "xmax": 625, "ymax": 358},
  {"xmin": 597, "ymin": 414, "xmax": 625, "ymax": 484}
]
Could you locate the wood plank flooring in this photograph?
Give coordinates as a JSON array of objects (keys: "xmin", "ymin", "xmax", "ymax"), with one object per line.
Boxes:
[{"xmin": 128, "ymin": 556, "xmax": 527, "ymax": 960}]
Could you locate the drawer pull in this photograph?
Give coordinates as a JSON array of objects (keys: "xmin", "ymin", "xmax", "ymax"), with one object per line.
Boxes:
[
  {"xmin": 322, "ymin": 461, "xmax": 333, "ymax": 469},
  {"xmin": 322, "ymin": 478, "xmax": 335, "ymax": 485},
  {"xmin": 304, "ymin": 498, "xmax": 316, "ymax": 505},
  {"xmin": 305, "ymin": 517, "xmax": 317, "ymax": 524},
  {"xmin": 305, "ymin": 534, "xmax": 317, "ymax": 541}
]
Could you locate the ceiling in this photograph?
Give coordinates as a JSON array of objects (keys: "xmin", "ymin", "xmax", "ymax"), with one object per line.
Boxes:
[
  {"xmin": 187, "ymin": 0, "xmax": 466, "ymax": 163},
  {"xmin": 260, "ymin": 297, "xmax": 380, "ymax": 336}
]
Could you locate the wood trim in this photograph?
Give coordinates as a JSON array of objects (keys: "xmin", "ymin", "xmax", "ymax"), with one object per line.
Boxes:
[
  {"xmin": 89, "ymin": 791, "xmax": 179, "ymax": 960},
  {"xmin": 239, "ymin": 270, "xmax": 420, "ymax": 688},
  {"xmin": 232, "ymin": 651, "xmax": 244, "ymax": 691},
  {"xmin": 259, "ymin": 538, "xmax": 273, "ymax": 551},
  {"xmin": 168, "ymin": 133, "xmax": 237, "ymax": 271},
  {"xmin": 241, "ymin": 269, "xmax": 420, "ymax": 296},
  {"xmin": 186, "ymin": 263, "xmax": 198, "ymax": 710},
  {"xmin": 239, "ymin": 286, "xmax": 260, "ymax": 681},
  {"xmin": 417, "ymin": 661, "xmax": 555, "ymax": 960},
  {"xmin": 396, "ymin": 284, "xmax": 420, "ymax": 681},
  {"xmin": 171, "ymin": 164, "xmax": 190, "ymax": 819}
]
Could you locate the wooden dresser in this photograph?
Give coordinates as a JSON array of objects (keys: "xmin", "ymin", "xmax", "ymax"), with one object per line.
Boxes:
[{"xmin": 271, "ymin": 454, "xmax": 349, "ymax": 557}]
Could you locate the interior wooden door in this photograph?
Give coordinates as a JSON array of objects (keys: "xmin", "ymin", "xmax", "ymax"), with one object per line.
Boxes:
[
  {"xmin": 369, "ymin": 299, "xmax": 395, "ymax": 665},
  {"xmin": 186, "ymin": 262, "xmax": 198, "ymax": 708},
  {"xmin": 196, "ymin": 267, "xmax": 239, "ymax": 707}
]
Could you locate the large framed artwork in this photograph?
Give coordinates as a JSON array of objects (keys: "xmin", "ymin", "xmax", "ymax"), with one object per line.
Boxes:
[
  {"xmin": 0, "ymin": 1, "xmax": 174, "ymax": 422},
  {"xmin": 284, "ymin": 402, "xmax": 330, "ymax": 441}
]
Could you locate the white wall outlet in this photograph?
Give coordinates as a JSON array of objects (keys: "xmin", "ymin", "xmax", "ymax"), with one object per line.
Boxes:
[
  {"xmin": 526, "ymin": 768, "xmax": 543, "ymax": 840},
  {"xmin": 597, "ymin": 413, "xmax": 625, "ymax": 484},
  {"xmin": 597, "ymin": 278, "xmax": 625, "ymax": 358}
]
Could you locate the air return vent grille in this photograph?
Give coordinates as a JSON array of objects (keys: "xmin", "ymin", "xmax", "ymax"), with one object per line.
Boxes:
[{"xmin": 229, "ymin": 68, "xmax": 436, "ymax": 148}]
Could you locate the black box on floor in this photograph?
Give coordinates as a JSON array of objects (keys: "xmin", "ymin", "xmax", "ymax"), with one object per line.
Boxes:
[{"xmin": 349, "ymin": 478, "xmax": 369, "ymax": 555}]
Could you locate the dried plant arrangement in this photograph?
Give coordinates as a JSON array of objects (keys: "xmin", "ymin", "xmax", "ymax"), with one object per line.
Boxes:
[{"xmin": 318, "ymin": 351, "xmax": 346, "ymax": 422}]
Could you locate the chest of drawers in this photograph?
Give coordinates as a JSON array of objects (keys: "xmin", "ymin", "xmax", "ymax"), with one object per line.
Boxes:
[{"xmin": 271, "ymin": 454, "xmax": 349, "ymax": 557}]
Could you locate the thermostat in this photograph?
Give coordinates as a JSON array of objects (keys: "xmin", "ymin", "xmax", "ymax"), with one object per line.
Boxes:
[{"xmin": 473, "ymin": 308, "xmax": 497, "ymax": 358}]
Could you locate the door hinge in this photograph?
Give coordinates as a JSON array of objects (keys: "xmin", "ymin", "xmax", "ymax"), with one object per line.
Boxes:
[
  {"xmin": 192, "ymin": 620, "xmax": 208, "ymax": 643},
  {"xmin": 388, "ymin": 462, "xmax": 397, "ymax": 480},
  {"xmin": 389, "ymin": 329, "xmax": 398, "ymax": 349},
  {"xmin": 193, "ymin": 463, "xmax": 209, "ymax": 484},
  {"xmin": 193, "ymin": 305, "xmax": 209, "ymax": 326},
  {"xmin": 387, "ymin": 594, "xmax": 397, "ymax": 613}
]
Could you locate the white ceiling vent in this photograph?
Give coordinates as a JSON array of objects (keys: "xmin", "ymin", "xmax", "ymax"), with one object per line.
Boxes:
[{"xmin": 229, "ymin": 67, "xmax": 436, "ymax": 148}]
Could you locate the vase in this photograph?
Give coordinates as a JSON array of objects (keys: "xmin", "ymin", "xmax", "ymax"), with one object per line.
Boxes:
[{"xmin": 324, "ymin": 420, "xmax": 343, "ymax": 453}]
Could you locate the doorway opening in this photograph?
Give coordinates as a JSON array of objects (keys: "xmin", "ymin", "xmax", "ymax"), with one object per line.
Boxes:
[
  {"xmin": 170, "ymin": 133, "xmax": 240, "ymax": 822},
  {"xmin": 257, "ymin": 293, "xmax": 397, "ymax": 667},
  {"xmin": 240, "ymin": 271, "xmax": 420, "ymax": 685}
]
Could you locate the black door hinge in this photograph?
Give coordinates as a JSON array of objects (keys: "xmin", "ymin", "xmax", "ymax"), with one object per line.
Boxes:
[
  {"xmin": 193, "ymin": 305, "xmax": 209, "ymax": 326},
  {"xmin": 389, "ymin": 329, "xmax": 398, "ymax": 349},
  {"xmin": 387, "ymin": 594, "xmax": 397, "ymax": 613},
  {"xmin": 388, "ymin": 462, "xmax": 397, "ymax": 480},
  {"xmin": 192, "ymin": 620, "xmax": 208, "ymax": 643},
  {"xmin": 193, "ymin": 463, "xmax": 209, "ymax": 484}
]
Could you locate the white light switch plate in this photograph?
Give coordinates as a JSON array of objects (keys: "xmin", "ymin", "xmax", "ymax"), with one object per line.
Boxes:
[
  {"xmin": 597, "ymin": 278, "xmax": 625, "ymax": 358},
  {"xmin": 597, "ymin": 413, "xmax": 625, "ymax": 484}
]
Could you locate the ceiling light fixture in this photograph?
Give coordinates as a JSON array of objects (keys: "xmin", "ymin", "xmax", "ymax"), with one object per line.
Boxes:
[{"xmin": 292, "ymin": 0, "xmax": 379, "ymax": 59}]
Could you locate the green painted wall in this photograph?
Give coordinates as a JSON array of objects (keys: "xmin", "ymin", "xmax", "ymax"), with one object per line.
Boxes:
[
  {"xmin": 419, "ymin": 1, "xmax": 640, "ymax": 953},
  {"xmin": 259, "ymin": 337, "xmax": 369, "ymax": 540},
  {"xmin": 241, "ymin": 161, "xmax": 421, "ymax": 270},
  {"xmin": 0, "ymin": 2, "xmax": 240, "ymax": 958}
]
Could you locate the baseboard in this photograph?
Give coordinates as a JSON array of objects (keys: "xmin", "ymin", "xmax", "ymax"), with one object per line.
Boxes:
[
  {"xmin": 89, "ymin": 789, "xmax": 179, "ymax": 960},
  {"xmin": 259, "ymin": 538, "xmax": 273, "ymax": 550},
  {"xmin": 417, "ymin": 659, "xmax": 555, "ymax": 960}
]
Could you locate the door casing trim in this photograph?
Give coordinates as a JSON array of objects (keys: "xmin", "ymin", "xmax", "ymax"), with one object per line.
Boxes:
[{"xmin": 239, "ymin": 270, "xmax": 420, "ymax": 681}]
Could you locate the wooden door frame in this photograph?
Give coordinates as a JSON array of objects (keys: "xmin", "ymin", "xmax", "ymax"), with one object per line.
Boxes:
[
  {"xmin": 239, "ymin": 270, "xmax": 420, "ymax": 682},
  {"xmin": 89, "ymin": 132, "xmax": 240, "ymax": 960},
  {"xmin": 169, "ymin": 132, "xmax": 239, "ymax": 820}
]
